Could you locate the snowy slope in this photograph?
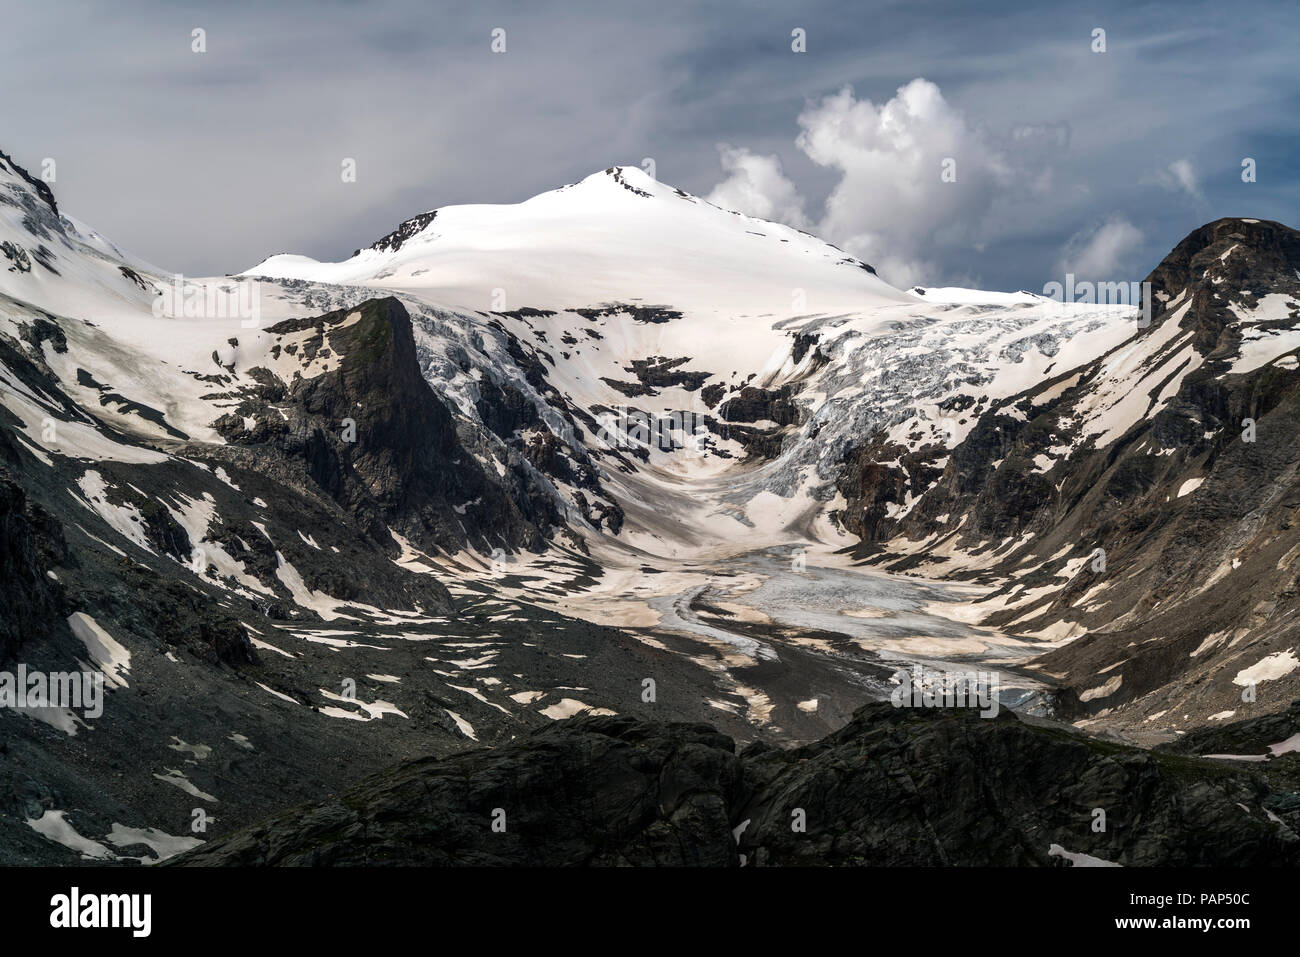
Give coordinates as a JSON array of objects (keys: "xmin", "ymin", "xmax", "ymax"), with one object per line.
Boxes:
[
  {"xmin": 245, "ymin": 166, "xmax": 920, "ymax": 407},
  {"xmin": 238, "ymin": 165, "xmax": 1138, "ymax": 559},
  {"xmin": 0, "ymin": 148, "xmax": 1147, "ymax": 608},
  {"xmin": 246, "ymin": 166, "xmax": 909, "ymax": 313}
]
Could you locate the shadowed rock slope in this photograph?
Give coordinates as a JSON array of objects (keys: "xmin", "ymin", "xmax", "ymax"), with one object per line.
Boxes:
[
  {"xmin": 174, "ymin": 702, "xmax": 1300, "ymax": 867},
  {"xmin": 213, "ymin": 296, "xmax": 558, "ymax": 556}
]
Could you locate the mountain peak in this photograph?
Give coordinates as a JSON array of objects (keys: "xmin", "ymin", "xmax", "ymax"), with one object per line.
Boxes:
[
  {"xmin": 353, "ymin": 166, "xmax": 674, "ymax": 260},
  {"xmin": 245, "ymin": 166, "xmax": 908, "ymax": 315},
  {"xmin": 1142, "ymin": 217, "xmax": 1300, "ymax": 360},
  {"xmin": 585, "ymin": 165, "xmax": 659, "ymax": 196},
  {"xmin": 0, "ymin": 148, "xmax": 58, "ymax": 217}
]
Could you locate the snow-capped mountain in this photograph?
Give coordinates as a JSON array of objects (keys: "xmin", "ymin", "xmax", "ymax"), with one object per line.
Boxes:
[
  {"xmin": 242, "ymin": 164, "xmax": 1137, "ymax": 560},
  {"xmin": 245, "ymin": 165, "xmax": 909, "ymax": 316},
  {"xmin": 5, "ymin": 145, "xmax": 1300, "ymax": 866}
]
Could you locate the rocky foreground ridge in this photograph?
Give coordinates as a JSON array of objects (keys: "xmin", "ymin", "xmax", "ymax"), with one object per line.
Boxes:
[{"xmin": 174, "ymin": 700, "xmax": 1300, "ymax": 867}]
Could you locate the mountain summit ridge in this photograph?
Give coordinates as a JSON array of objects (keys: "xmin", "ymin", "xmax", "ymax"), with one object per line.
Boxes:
[{"xmin": 240, "ymin": 163, "xmax": 908, "ymax": 320}]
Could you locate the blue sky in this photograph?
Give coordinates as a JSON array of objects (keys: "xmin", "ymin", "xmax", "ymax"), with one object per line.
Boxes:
[{"xmin": 3, "ymin": 0, "xmax": 1297, "ymax": 289}]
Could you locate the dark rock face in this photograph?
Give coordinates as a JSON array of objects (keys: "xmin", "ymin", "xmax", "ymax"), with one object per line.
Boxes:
[
  {"xmin": 0, "ymin": 440, "xmax": 65, "ymax": 663},
  {"xmin": 718, "ymin": 385, "xmax": 800, "ymax": 426},
  {"xmin": 622, "ymin": 356, "xmax": 712, "ymax": 393},
  {"xmin": 690, "ymin": 384, "xmax": 808, "ymax": 462},
  {"xmin": 216, "ymin": 297, "xmax": 556, "ymax": 555},
  {"xmin": 175, "ymin": 716, "xmax": 746, "ymax": 866},
  {"xmin": 573, "ymin": 303, "xmax": 683, "ymax": 325},
  {"xmin": 738, "ymin": 703, "xmax": 1297, "ymax": 867},
  {"xmin": 78, "ymin": 563, "xmax": 259, "ymax": 668},
  {"xmin": 836, "ymin": 433, "xmax": 948, "ymax": 543},
  {"xmin": 1019, "ymin": 222, "xmax": 1300, "ymax": 722},
  {"xmin": 700, "ymin": 383, "xmax": 726, "ymax": 408},
  {"xmin": 474, "ymin": 375, "xmax": 540, "ymax": 440},
  {"xmin": 790, "ymin": 331, "xmax": 828, "ymax": 369},
  {"xmin": 600, "ymin": 356, "xmax": 713, "ymax": 398},
  {"xmin": 1, "ymin": 240, "xmax": 31, "ymax": 273},
  {"xmin": 0, "ymin": 149, "xmax": 58, "ymax": 217},
  {"xmin": 1144, "ymin": 218, "xmax": 1300, "ymax": 357},
  {"xmin": 173, "ymin": 703, "xmax": 1300, "ymax": 867},
  {"xmin": 360, "ymin": 211, "xmax": 437, "ymax": 256},
  {"xmin": 1160, "ymin": 698, "xmax": 1300, "ymax": 758},
  {"xmin": 604, "ymin": 166, "xmax": 652, "ymax": 198},
  {"xmin": 18, "ymin": 315, "xmax": 67, "ymax": 355},
  {"xmin": 471, "ymin": 322, "xmax": 622, "ymax": 531}
]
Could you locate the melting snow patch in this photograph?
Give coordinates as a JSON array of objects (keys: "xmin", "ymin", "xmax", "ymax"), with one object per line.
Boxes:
[
  {"xmin": 74, "ymin": 471, "xmax": 152, "ymax": 553},
  {"xmin": 1203, "ymin": 752, "xmax": 1268, "ymax": 762},
  {"xmin": 1268, "ymin": 732, "xmax": 1300, "ymax": 757},
  {"xmin": 68, "ymin": 612, "xmax": 130, "ymax": 688},
  {"xmin": 250, "ymin": 636, "xmax": 295, "ymax": 658},
  {"xmin": 11, "ymin": 702, "xmax": 86, "ymax": 736},
  {"xmin": 255, "ymin": 681, "xmax": 300, "ymax": 705},
  {"xmin": 168, "ymin": 737, "xmax": 211, "ymax": 760},
  {"xmin": 1232, "ymin": 649, "xmax": 1299, "ymax": 685},
  {"xmin": 296, "ymin": 632, "xmax": 388, "ymax": 651},
  {"xmin": 275, "ymin": 552, "xmax": 352, "ymax": 621},
  {"xmin": 153, "ymin": 769, "xmax": 217, "ymax": 802},
  {"xmin": 106, "ymin": 824, "xmax": 203, "ymax": 862},
  {"xmin": 318, "ymin": 689, "xmax": 408, "ymax": 721},
  {"xmin": 26, "ymin": 810, "xmax": 114, "ymax": 860},
  {"xmin": 448, "ymin": 683, "xmax": 510, "ymax": 714},
  {"xmin": 540, "ymin": 698, "xmax": 616, "ymax": 719},
  {"xmin": 445, "ymin": 709, "xmax": 477, "ymax": 739},
  {"xmin": 1079, "ymin": 674, "xmax": 1122, "ymax": 702},
  {"xmin": 1048, "ymin": 844, "xmax": 1121, "ymax": 867}
]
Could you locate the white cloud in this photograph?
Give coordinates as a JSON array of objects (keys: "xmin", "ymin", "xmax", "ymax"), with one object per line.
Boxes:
[
  {"xmin": 1146, "ymin": 158, "xmax": 1202, "ymax": 200},
  {"xmin": 705, "ymin": 79, "xmax": 1019, "ymax": 288},
  {"xmin": 704, "ymin": 145, "xmax": 809, "ymax": 228},
  {"xmin": 1056, "ymin": 216, "xmax": 1144, "ymax": 279}
]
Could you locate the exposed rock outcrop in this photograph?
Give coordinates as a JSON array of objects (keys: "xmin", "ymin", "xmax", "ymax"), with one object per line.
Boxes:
[
  {"xmin": 174, "ymin": 703, "xmax": 1300, "ymax": 867},
  {"xmin": 0, "ymin": 434, "xmax": 65, "ymax": 664},
  {"xmin": 215, "ymin": 297, "xmax": 557, "ymax": 555}
]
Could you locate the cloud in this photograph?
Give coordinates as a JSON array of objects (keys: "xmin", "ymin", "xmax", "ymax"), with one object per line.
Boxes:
[
  {"xmin": 704, "ymin": 145, "xmax": 809, "ymax": 228},
  {"xmin": 1146, "ymin": 158, "xmax": 1202, "ymax": 201},
  {"xmin": 705, "ymin": 79, "xmax": 1022, "ymax": 288},
  {"xmin": 800, "ymin": 80, "xmax": 1012, "ymax": 280},
  {"xmin": 1056, "ymin": 216, "xmax": 1144, "ymax": 279}
]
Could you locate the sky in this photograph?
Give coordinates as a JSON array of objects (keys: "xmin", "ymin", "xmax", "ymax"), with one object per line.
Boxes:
[{"xmin": 3, "ymin": 0, "xmax": 1297, "ymax": 291}]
